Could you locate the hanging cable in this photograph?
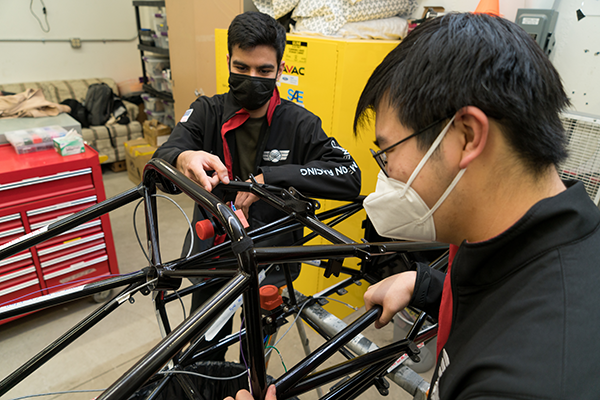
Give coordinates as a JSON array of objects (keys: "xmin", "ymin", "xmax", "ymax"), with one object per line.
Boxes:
[
  {"xmin": 29, "ymin": 0, "xmax": 50, "ymax": 33},
  {"xmin": 157, "ymin": 369, "xmax": 247, "ymax": 381},
  {"xmin": 268, "ymin": 300, "xmax": 310, "ymax": 353},
  {"xmin": 133, "ymin": 198, "xmax": 150, "ymax": 262},
  {"xmin": 9, "ymin": 388, "xmax": 104, "ymax": 400},
  {"xmin": 132, "ymin": 194, "xmax": 194, "ymax": 263},
  {"xmin": 321, "ymin": 296, "xmax": 359, "ymax": 311},
  {"xmin": 265, "ymin": 345, "xmax": 287, "ymax": 372}
]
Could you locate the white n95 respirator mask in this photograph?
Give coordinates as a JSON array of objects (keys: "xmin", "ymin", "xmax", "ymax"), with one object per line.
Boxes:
[{"xmin": 363, "ymin": 116, "xmax": 465, "ymax": 242}]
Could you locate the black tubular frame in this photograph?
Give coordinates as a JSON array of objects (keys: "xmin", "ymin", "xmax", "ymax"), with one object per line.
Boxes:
[{"xmin": 0, "ymin": 158, "xmax": 445, "ymax": 400}]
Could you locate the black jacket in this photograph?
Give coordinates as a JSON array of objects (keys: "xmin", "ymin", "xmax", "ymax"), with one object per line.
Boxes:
[
  {"xmin": 154, "ymin": 89, "xmax": 361, "ymax": 200},
  {"xmin": 411, "ymin": 181, "xmax": 600, "ymax": 399},
  {"xmin": 153, "ymin": 89, "xmax": 361, "ymax": 284}
]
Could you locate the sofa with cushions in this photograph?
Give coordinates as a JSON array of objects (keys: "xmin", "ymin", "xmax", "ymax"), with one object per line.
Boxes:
[{"xmin": 0, "ymin": 78, "xmax": 143, "ymax": 163}]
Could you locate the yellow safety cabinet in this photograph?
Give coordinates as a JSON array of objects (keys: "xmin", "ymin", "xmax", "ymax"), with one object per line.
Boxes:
[{"xmin": 216, "ymin": 30, "xmax": 399, "ymax": 317}]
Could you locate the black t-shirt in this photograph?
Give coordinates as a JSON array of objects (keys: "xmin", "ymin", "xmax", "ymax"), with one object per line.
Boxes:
[{"xmin": 233, "ymin": 116, "xmax": 265, "ymax": 180}]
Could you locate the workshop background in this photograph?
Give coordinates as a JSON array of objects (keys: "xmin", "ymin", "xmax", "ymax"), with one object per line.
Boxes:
[{"xmin": 0, "ymin": 0, "xmax": 598, "ymax": 399}]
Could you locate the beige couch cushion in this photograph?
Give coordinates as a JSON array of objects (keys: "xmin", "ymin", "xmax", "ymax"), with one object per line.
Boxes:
[
  {"xmin": 0, "ymin": 78, "xmax": 117, "ymax": 104},
  {"xmin": 82, "ymin": 122, "xmax": 143, "ymax": 164}
]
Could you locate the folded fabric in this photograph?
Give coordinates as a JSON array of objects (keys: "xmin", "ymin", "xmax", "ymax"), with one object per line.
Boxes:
[
  {"xmin": 292, "ymin": 16, "xmax": 409, "ymax": 39},
  {"xmin": 0, "ymin": 88, "xmax": 71, "ymax": 118},
  {"xmin": 254, "ymin": 0, "xmax": 416, "ymax": 35}
]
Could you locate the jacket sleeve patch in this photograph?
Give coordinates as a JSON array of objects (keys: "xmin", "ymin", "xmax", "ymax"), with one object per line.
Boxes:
[{"xmin": 180, "ymin": 108, "xmax": 193, "ymax": 123}]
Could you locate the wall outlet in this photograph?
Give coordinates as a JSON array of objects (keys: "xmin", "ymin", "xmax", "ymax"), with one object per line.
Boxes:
[{"xmin": 70, "ymin": 38, "xmax": 81, "ymax": 49}]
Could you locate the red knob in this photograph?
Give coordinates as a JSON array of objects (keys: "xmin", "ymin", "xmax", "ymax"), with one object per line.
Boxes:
[
  {"xmin": 260, "ymin": 285, "xmax": 282, "ymax": 311},
  {"xmin": 195, "ymin": 219, "xmax": 214, "ymax": 240},
  {"xmin": 195, "ymin": 209, "xmax": 249, "ymax": 241}
]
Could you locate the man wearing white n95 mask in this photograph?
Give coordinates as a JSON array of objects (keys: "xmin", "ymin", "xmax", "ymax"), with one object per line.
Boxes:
[
  {"xmin": 355, "ymin": 13, "xmax": 600, "ymax": 400},
  {"xmin": 363, "ymin": 115, "xmax": 464, "ymax": 242}
]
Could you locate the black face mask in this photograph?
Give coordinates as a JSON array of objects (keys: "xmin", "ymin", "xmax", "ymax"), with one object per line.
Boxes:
[{"xmin": 228, "ymin": 73, "xmax": 277, "ymax": 111}]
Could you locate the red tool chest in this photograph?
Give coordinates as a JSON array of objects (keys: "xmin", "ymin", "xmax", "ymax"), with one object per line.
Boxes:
[{"xmin": 0, "ymin": 144, "xmax": 119, "ymax": 324}]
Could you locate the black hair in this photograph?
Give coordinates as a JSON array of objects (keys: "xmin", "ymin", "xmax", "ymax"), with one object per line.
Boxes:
[
  {"xmin": 354, "ymin": 13, "xmax": 570, "ymax": 174},
  {"xmin": 228, "ymin": 11, "xmax": 287, "ymax": 65}
]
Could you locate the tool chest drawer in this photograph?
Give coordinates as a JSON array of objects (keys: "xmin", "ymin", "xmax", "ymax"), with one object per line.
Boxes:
[
  {"xmin": 0, "ymin": 213, "xmax": 25, "ymax": 240},
  {"xmin": 39, "ymin": 236, "xmax": 106, "ymax": 268},
  {"xmin": 0, "ymin": 168, "xmax": 94, "ymax": 209},
  {"xmin": 43, "ymin": 251, "xmax": 110, "ymax": 293},
  {"xmin": 0, "ymin": 144, "xmax": 119, "ymax": 323},
  {"xmin": 27, "ymin": 195, "xmax": 98, "ymax": 227},
  {"xmin": 0, "ymin": 266, "xmax": 40, "ymax": 305},
  {"xmin": 38, "ymin": 221, "xmax": 103, "ymax": 249}
]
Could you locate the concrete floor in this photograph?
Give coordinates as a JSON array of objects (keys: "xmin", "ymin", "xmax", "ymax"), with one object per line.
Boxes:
[{"xmin": 0, "ymin": 168, "xmax": 433, "ymax": 400}]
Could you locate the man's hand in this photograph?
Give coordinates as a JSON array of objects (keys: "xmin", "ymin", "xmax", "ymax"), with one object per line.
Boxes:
[
  {"xmin": 234, "ymin": 174, "xmax": 264, "ymax": 218},
  {"xmin": 224, "ymin": 384, "xmax": 277, "ymax": 400},
  {"xmin": 364, "ymin": 271, "xmax": 417, "ymax": 329},
  {"xmin": 176, "ymin": 150, "xmax": 230, "ymax": 191}
]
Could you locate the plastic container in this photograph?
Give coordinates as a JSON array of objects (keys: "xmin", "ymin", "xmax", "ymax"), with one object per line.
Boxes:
[
  {"xmin": 143, "ymin": 55, "xmax": 169, "ymax": 77},
  {"xmin": 161, "ymin": 69, "xmax": 172, "ymax": 92},
  {"xmin": 160, "ymin": 79, "xmax": 173, "ymax": 93},
  {"xmin": 161, "ymin": 100, "xmax": 175, "ymax": 119},
  {"xmin": 5, "ymin": 126, "xmax": 68, "ymax": 154},
  {"xmin": 147, "ymin": 76, "xmax": 166, "ymax": 92},
  {"xmin": 156, "ymin": 22, "xmax": 168, "ymax": 33},
  {"xmin": 139, "ymin": 28, "xmax": 154, "ymax": 46},
  {"xmin": 161, "ymin": 100, "xmax": 175, "ymax": 126},
  {"xmin": 154, "ymin": 12, "xmax": 167, "ymax": 32},
  {"xmin": 152, "ymin": 32, "xmax": 168, "ymax": 49},
  {"xmin": 159, "ymin": 31, "xmax": 169, "ymax": 49},
  {"xmin": 163, "ymin": 114, "xmax": 175, "ymax": 129},
  {"xmin": 152, "ymin": 33, "xmax": 161, "ymax": 48},
  {"xmin": 117, "ymin": 78, "xmax": 143, "ymax": 96},
  {"xmin": 145, "ymin": 109, "xmax": 166, "ymax": 125},
  {"xmin": 141, "ymin": 94, "xmax": 165, "ymax": 112}
]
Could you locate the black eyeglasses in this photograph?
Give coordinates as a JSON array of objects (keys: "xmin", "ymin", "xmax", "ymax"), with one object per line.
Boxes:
[{"xmin": 370, "ymin": 117, "xmax": 448, "ymax": 177}]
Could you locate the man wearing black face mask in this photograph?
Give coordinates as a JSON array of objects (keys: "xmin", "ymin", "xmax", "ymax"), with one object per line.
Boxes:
[{"xmin": 153, "ymin": 11, "xmax": 361, "ymax": 361}]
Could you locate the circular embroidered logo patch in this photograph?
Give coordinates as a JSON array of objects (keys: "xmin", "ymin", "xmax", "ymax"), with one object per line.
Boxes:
[{"xmin": 268, "ymin": 149, "xmax": 282, "ymax": 162}]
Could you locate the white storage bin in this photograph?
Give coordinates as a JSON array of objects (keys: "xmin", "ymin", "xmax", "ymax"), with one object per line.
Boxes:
[
  {"xmin": 143, "ymin": 55, "xmax": 169, "ymax": 77},
  {"xmin": 148, "ymin": 76, "xmax": 167, "ymax": 92},
  {"xmin": 152, "ymin": 33, "xmax": 161, "ymax": 48},
  {"xmin": 145, "ymin": 110, "xmax": 166, "ymax": 125},
  {"xmin": 163, "ymin": 115, "xmax": 175, "ymax": 129},
  {"xmin": 161, "ymin": 100, "xmax": 175, "ymax": 119},
  {"xmin": 160, "ymin": 79, "xmax": 173, "ymax": 93},
  {"xmin": 158, "ymin": 31, "xmax": 169, "ymax": 49},
  {"xmin": 154, "ymin": 12, "xmax": 167, "ymax": 32},
  {"xmin": 141, "ymin": 94, "xmax": 165, "ymax": 112}
]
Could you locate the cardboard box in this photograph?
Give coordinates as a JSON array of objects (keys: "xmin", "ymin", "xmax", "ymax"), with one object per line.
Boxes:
[
  {"xmin": 143, "ymin": 119, "xmax": 171, "ymax": 147},
  {"xmin": 124, "ymin": 138, "xmax": 157, "ymax": 185},
  {"xmin": 53, "ymin": 130, "xmax": 85, "ymax": 156}
]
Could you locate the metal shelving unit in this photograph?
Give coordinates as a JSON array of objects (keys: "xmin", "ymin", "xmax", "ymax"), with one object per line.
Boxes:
[
  {"xmin": 137, "ymin": 44, "xmax": 169, "ymax": 56},
  {"xmin": 132, "ymin": 0, "xmax": 173, "ymax": 101}
]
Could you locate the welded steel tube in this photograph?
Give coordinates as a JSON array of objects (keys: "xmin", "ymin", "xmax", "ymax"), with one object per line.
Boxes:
[
  {"xmin": 97, "ymin": 273, "xmax": 248, "ymax": 400},
  {"xmin": 288, "ymin": 289, "xmax": 431, "ymax": 399}
]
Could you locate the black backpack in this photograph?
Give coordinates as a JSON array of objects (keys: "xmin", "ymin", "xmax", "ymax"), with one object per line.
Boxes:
[
  {"xmin": 60, "ymin": 99, "xmax": 90, "ymax": 128},
  {"xmin": 85, "ymin": 83, "xmax": 114, "ymax": 126}
]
